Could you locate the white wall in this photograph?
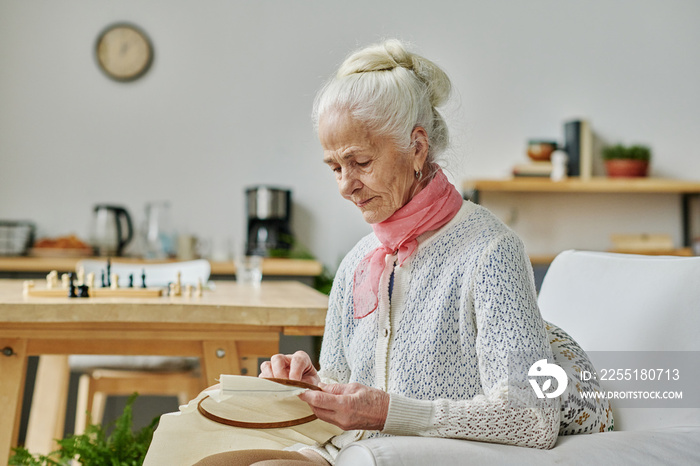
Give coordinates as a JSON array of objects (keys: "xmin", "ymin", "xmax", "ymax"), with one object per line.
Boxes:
[{"xmin": 1, "ymin": 0, "xmax": 699, "ymax": 268}]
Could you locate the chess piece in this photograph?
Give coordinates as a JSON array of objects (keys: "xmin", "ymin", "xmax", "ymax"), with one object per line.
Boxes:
[
  {"xmin": 87, "ymin": 272, "xmax": 95, "ymax": 289},
  {"xmin": 185, "ymin": 284, "xmax": 193, "ymax": 297},
  {"xmin": 169, "ymin": 283, "xmax": 176, "ymax": 296},
  {"xmin": 141, "ymin": 269, "xmax": 147, "ymax": 288},
  {"xmin": 61, "ymin": 273, "xmax": 69, "ymax": 289},
  {"xmin": 128, "ymin": 273, "xmax": 134, "ymax": 288},
  {"xmin": 101, "ymin": 270, "xmax": 106, "ymax": 288},
  {"xmin": 23, "ymin": 280, "xmax": 35, "ymax": 297},
  {"xmin": 195, "ymin": 278, "xmax": 203, "ymax": 297},
  {"xmin": 110, "ymin": 273, "xmax": 119, "ymax": 289},
  {"xmin": 175, "ymin": 271, "xmax": 182, "ymax": 296},
  {"xmin": 77, "ymin": 284, "xmax": 90, "ymax": 298},
  {"xmin": 68, "ymin": 273, "xmax": 78, "ymax": 298},
  {"xmin": 106, "ymin": 258, "xmax": 112, "ymax": 287},
  {"xmin": 46, "ymin": 271, "xmax": 58, "ymax": 289},
  {"xmin": 77, "ymin": 266, "xmax": 85, "ymax": 286}
]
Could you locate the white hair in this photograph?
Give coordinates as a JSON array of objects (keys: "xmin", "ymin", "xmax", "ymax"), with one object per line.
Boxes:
[{"xmin": 312, "ymin": 39, "xmax": 452, "ymax": 180}]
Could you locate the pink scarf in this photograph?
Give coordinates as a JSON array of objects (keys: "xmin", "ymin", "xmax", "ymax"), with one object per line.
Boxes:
[{"xmin": 353, "ymin": 169, "xmax": 463, "ymax": 319}]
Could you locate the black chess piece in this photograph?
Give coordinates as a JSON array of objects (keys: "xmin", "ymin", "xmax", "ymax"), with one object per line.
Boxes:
[
  {"xmin": 106, "ymin": 258, "xmax": 112, "ymax": 287},
  {"xmin": 77, "ymin": 284, "xmax": 90, "ymax": 298},
  {"xmin": 141, "ymin": 269, "xmax": 147, "ymax": 288},
  {"xmin": 101, "ymin": 270, "xmax": 106, "ymax": 288},
  {"xmin": 68, "ymin": 272, "xmax": 77, "ymax": 298},
  {"xmin": 128, "ymin": 273, "xmax": 134, "ymax": 288}
]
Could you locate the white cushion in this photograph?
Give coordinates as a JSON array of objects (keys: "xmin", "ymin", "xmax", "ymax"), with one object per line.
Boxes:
[{"xmin": 336, "ymin": 426, "xmax": 700, "ymax": 466}]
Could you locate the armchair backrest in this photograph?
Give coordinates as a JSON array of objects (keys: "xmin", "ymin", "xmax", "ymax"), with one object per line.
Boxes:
[
  {"xmin": 537, "ymin": 250, "xmax": 700, "ymax": 430},
  {"xmin": 539, "ymin": 250, "xmax": 700, "ymax": 351}
]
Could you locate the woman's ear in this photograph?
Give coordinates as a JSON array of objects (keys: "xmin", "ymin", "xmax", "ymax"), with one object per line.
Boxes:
[{"xmin": 410, "ymin": 126, "xmax": 430, "ymax": 172}]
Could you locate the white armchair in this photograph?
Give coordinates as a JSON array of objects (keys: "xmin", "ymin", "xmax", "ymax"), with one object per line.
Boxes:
[{"xmin": 336, "ymin": 251, "xmax": 700, "ymax": 465}]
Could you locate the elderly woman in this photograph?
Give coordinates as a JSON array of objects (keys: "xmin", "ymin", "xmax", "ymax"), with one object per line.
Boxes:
[{"xmin": 188, "ymin": 39, "xmax": 563, "ymax": 466}]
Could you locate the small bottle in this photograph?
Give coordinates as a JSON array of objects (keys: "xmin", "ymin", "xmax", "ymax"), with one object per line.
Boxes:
[{"xmin": 550, "ymin": 150, "xmax": 568, "ymax": 182}]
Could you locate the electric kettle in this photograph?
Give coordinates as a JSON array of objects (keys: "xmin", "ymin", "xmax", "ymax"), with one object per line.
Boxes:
[{"xmin": 90, "ymin": 204, "xmax": 133, "ymax": 256}]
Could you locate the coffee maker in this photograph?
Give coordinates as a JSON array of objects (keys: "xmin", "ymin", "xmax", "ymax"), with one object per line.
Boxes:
[{"xmin": 246, "ymin": 186, "xmax": 293, "ymax": 256}]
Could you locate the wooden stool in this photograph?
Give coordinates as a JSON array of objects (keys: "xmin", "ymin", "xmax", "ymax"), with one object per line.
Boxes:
[{"xmin": 74, "ymin": 368, "xmax": 205, "ymax": 435}]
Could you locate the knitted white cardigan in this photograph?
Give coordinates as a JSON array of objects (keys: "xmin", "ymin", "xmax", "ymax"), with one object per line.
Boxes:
[{"xmin": 306, "ymin": 201, "xmax": 559, "ymax": 462}]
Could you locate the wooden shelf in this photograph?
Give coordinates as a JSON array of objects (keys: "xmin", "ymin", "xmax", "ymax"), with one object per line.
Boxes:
[
  {"xmin": 464, "ymin": 177, "xmax": 700, "ymax": 261},
  {"xmin": 0, "ymin": 256, "xmax": 323, "ymax": 277},
  {"xmin": 464, "ymin": 177, "xmax": 700, "ymax": 195}
]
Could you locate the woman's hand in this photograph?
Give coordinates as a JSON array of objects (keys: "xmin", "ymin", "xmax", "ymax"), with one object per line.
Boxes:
[
  {"xmin": 299, "ymin": 383, "xmax": 389, "ymax": 431},
  {"xmin": 259, "ymin": 350, "xmax": 320, "ymax": 386}
]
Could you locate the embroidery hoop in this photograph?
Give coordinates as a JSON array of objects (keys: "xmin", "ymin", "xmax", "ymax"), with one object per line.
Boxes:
[{"xmin": 197, "ymin": 378, "xmax": 322, "ymax": 429}]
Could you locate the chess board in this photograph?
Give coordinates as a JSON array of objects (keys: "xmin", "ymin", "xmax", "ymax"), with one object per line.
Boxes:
[{"xmin": 24, "ymin": 286, "xmax": 163, "ymax": 298}]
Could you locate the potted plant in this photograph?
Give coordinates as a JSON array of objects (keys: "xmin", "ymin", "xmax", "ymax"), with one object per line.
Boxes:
[
  {"xmin": 9, "ymin": 394, "xmax": 157, "ymax": 466},
  {"xmin": 601, "ymin": 144, "xmax": 651, "ymax": 177}
]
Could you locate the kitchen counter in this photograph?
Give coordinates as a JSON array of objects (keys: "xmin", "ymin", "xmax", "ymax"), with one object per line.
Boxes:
[{"xmin": 0, "ymin": 256, "xmax": 323, "ymax": 278}]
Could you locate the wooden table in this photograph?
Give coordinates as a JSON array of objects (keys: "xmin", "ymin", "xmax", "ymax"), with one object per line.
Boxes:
[{"xmin": 0, "ymin": 279, "xmax": 328, "ymax": 463}]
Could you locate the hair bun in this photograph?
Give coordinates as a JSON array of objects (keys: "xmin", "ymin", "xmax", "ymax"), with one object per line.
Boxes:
[
  {"xmin": 337, "ymin": 39, "xmax": 450, "ymax": 108},
  {"xmin": 410, "ymin": 55, "xmax": 451, "ymax": 107}
]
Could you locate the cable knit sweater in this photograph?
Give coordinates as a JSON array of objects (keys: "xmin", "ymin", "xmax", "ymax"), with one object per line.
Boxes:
[{"xmin": 307, "ymin": 200, "xmax": 560, "ymax": 462}]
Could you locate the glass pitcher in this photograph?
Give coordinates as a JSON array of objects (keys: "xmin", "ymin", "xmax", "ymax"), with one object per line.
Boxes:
[{"xmin": 143, "ymin": 201, "xmax": 175, "ymax": 259}]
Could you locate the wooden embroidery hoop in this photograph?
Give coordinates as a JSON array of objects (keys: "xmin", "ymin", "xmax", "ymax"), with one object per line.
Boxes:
[{"xmin": 197, "ymin": 378, "xmax": 321, "ymax": 429}]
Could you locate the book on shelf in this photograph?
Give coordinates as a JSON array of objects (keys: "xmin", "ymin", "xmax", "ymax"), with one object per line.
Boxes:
[
  {"xmin": 563, "ymin": 119, "xmax": 593, "ymax": 179},
  {"xmin": 512, "ymin": 161, "xmax": 553, "ymax": 177}
]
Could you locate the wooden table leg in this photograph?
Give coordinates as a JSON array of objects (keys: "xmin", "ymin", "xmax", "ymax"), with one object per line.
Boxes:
[
  {"xmin": 201, "ymin": 334, "xmax": 280, "ymax": 385},
  {"xmin": 201, "ymin": 341, "xmax": 242, "ymax": 386},
  {"xmin": 24, "ymin": 355, "xmax": 70, "ymax": 455},
  {"xmin": 0, "ymin": 338, "xmax": 28, "ymax": 464}
]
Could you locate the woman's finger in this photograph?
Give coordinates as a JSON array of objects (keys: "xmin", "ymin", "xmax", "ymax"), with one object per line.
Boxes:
[
  {"xmin": 269, "ymin": 354, "xmax": 292, "ymax": 378},
  {"xmin": 259, "ymin": 360, "xmax": 273, "ymax": 378},
  {"xmin": 288, "ymin": 351, "xmax": 312, "ymax": 381}
]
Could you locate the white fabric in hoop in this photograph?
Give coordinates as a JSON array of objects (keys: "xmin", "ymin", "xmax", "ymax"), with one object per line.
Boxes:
[{"xmin": 144, "ymin": 376, "xmax": 343, "ymax": 465}]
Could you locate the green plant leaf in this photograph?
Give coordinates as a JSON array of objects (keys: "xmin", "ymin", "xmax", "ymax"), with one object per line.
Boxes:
[
  {"xmin": 602, "ymin": 143, "xmax": 651, "ymax": 161},
  {"xmin": 10, "ymin": 393, "xmax": 157, "ymax": 466}
]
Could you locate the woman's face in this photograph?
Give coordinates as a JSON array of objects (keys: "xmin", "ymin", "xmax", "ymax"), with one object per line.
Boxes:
[{"xmin": 319, "ymin": 111, "xmax": 427, "ymax": 224}]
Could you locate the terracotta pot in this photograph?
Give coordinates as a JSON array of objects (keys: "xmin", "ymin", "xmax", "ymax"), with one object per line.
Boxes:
[{"xmin": 605, "ymin": 159, "xmax": 649, "ymax": 177}]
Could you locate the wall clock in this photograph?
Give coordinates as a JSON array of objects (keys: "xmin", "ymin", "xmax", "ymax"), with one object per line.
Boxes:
[{"xmin": 95, "ymin": 23, "xmax": 154, "ymax": 82}]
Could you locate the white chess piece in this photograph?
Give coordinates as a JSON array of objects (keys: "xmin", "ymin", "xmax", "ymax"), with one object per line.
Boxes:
[
  {"xmin": 195, "ymin": 278, "xmax": 203, "ymax": 297},
  {"xmin": 111, "ymin": 274, "xmax": 119, "ymax": 289},
  {"xmin": 23, "ymin": 280, "xmax": 35, "ymax": 297},
  {"xmin": 61, "ymin": 273, "xmax": 69, "ymax": 289},
  {"xmin": 46, "ymin": 270, "xmax": 58, "ymax": 289},
  {"xmin": 87, "ymin": 272, "xmax": 95, "ymax": 289},
  {"xmin": 175, "ymin": 271, "xmax": 182, "ymax": 296}
]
